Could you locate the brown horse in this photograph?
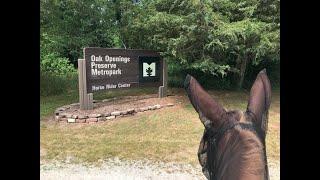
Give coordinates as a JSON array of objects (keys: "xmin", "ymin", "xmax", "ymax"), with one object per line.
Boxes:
[{"xmin": 184, "ymin": 69, "xmax": 271, "ymax": 180}]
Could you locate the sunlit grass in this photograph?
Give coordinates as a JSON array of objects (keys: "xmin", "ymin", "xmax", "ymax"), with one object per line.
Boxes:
[{"xmin": 40, "ymin": 88, "xmax": 280, "ymax": 165}]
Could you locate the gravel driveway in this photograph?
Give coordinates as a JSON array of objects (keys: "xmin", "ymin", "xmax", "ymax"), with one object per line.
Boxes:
[{"xmin": 40, "ymin": 158, "xmax": 279, "ymax": 180}]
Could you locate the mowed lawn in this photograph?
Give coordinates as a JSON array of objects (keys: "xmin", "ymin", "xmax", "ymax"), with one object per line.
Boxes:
[{"xmin": 40, "ymin": 88, "xmax": 280, "ymax": 165}]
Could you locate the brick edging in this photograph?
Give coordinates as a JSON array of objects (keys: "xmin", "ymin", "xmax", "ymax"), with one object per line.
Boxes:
[{"xmin": 54, "ymin": 103, "xmax": 174, "ymax": 123}]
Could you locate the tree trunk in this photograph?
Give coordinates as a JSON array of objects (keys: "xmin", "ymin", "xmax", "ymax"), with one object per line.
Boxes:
[{"xmin": 238, "ymin": 55, "xmax": 248, "ymax": 89}]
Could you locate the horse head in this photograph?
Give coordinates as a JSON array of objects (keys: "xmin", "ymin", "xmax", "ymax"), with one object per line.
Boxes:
[{"xmin": 184, "ymin": 69, "xmax": 271, "ymax": 180}]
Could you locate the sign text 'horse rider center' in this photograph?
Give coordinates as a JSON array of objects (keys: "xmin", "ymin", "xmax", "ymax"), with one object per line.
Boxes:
[{"xmin": 84, "ymin": 48, "xmax": 163, "ymax": 93}]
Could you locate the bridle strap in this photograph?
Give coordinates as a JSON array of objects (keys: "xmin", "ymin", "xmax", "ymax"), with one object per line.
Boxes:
[
  {"xmin": 206, "ymin": 120, "xmax": 240, "ymax": 143},
  {"xmin": 216, "ymin": 121, "xmax": 240, "ymax": 141}
]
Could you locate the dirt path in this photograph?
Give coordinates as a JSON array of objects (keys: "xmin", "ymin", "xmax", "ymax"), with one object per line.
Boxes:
[{"xmin": 40, "ymin": 158, "xmax": 279, "ymax": 180}]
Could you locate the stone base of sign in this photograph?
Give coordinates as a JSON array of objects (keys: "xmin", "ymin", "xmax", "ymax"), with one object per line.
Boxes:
[{"xmin": 54, "ymin": 103, "xmax": 175, "ymax": 123}]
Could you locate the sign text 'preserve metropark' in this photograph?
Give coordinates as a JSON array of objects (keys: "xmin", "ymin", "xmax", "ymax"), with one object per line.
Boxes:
[{"xmin": 84, "ymin": 48, "xmax": 163, "ymax": 93}]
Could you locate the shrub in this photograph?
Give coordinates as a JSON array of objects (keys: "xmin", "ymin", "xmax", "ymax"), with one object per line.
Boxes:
[
  {"xmin": 40, "ymin": 53, "xmax": 76, "ymax": 76},
  {"xmin": 40, "ymin": 71, "xmax": 78, "ymax": 96}
]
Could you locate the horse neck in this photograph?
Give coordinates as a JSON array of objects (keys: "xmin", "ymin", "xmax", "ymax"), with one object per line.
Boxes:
[{"xmin": 214, "ymin": 127, "xmax": 265, "ymax": 180}]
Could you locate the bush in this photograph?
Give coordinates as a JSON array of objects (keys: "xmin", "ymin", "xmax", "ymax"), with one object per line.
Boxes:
[
  {"xmin": 168, "ymin": 61, "xmax": 189, "ymax": 88},
  {"xmin": 241, "ymin": 60, "xmax": 280, "ymax": 90},
  {"xmin": 167, "ymin": 60, "xmax": 236, "ymax": 90},
  {"xmin": 40, "ymin": 53, "xmax": 76, "ymax": 76},
  {"xmin": 40, "ymin": 51, "xmax": 79, "ymax": 96},
  {"xmin": 167, "ymin": 58, "xmax": 279, "ymax": 90},
  {"xmin": 40, "ymin": 70, "xmax": 78, "ymax": 96}
]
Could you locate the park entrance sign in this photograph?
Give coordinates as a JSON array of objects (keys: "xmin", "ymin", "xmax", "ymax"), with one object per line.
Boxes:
[
  {"xmin": 78, "ymin": 48, "xmax": 167, "ymax": 110},
  {"xmin": 85, "ymin": 48, "xmax": 163, "ymax": 93}
]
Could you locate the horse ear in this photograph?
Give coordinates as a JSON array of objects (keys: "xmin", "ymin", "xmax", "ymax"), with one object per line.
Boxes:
[
  {"xmin": 246, "ymin": 69, "xmax": 272, "ymax": 132},
  {"xmin": 184, "ymin": 74, "xmax": 226, "ymax": 128}
]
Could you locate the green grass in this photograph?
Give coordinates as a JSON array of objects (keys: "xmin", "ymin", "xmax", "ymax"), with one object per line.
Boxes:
[
  {"xmin": 40, "ymin": 90, "xmax": 78, "ymax": 119},
  {"xmin": 40, "ymin": 88, "xmax": 280, "ymax": 165},
  {"xmin": 40, "ymin": 107, "xmax": 203, "ymax": 164}
]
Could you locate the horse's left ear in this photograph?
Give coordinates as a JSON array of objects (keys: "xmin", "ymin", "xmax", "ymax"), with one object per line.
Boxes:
[
  {"xmin": 184, "ymin": 74, "xmax": 226, "ymax": 128},
  {"xmin": 246, "ymin": 69, "xmax": 272, "ymax": 132}
]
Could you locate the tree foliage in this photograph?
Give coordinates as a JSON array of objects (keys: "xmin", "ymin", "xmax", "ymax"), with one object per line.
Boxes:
[
  {"xmin": 40, "ymin": 0, "xmax": 117, "ymax": 66},
  {"xmin": 40, "ymin": 0, "xmax": 280, "ymax": 89},
  {"xmin": 117, "ymin": 0, "xmax": 279, "ymax": 87}
]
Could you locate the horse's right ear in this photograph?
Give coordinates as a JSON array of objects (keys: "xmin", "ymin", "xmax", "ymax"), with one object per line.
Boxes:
[
  {"xmin": 246, "ymin": 69, "xmax": 271, "ymax": 132},
  {"xmin": 184, "ymin": 74, "xmax": 226, "ymax": 128}
]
